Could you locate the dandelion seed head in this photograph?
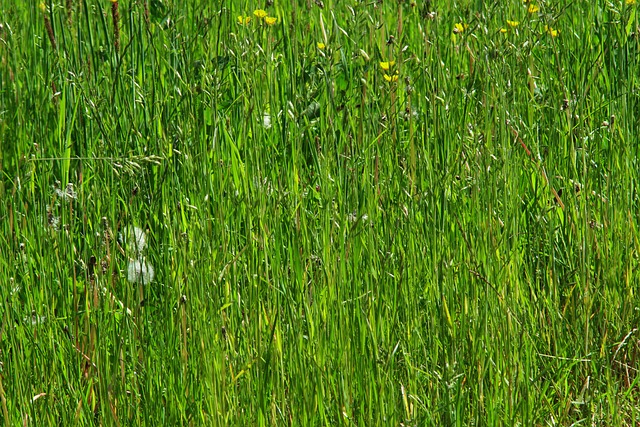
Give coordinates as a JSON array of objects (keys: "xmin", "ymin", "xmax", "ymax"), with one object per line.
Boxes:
[
  {"xmin": 127, "ymin": 258, "xmax": 155, "ymax": 285},
  {"xmin": 128, "ymin": 226, "xmax": 147, "ymax": 254}
]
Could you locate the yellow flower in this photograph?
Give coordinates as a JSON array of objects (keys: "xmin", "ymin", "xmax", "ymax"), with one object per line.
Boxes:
[
  {"xmin": 507, "ymin": 20, "xmax": 519, "ymax": 27},
  {"xmin": 544, "ymin": 25, "xmax": 559, "ymax": 37},
  {"xmin": 237, "ymin": 15, "xmax": 251, "ymax": 25},
  {"xmin": 453, "ymin": 22, "xmax": 465, "ymax": 34},
  {"xmin": 317, "ymin": 42, "xmax": 326, "ymax": 49},
  {"xmin": 500, "ymin": 28, "xmax": 508, "ymax": 33},
  {"xmin": 384, "ymin": 73, "xmax": 399, "ymax": 82},
  {"xmin": 38, "ymin": 2, "xmax": 46, "ymax": 12},
  {"xmin": 265, "ymin": 16, "xmax": 277, "ymax": 26},
  {"xmin": 379, "ymin": 61, "xmax": 395, "ymax": 71},
  {"xmin": 253, "ymin": 9, "xmax": 267, "ymax": 19},
  {"xmin": 527, "ymin": 4, "xmax": 539, "ymax": 13},
  {"xmin": 627, "ymin": 0, "xmax": 636, "ymax": 4}
]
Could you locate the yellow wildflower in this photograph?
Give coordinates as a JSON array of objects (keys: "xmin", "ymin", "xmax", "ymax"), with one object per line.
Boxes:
[
  {"xmin": 253, "ymin": 9, "xmax": 267, "ymax": 19},
  {"xmin": 237, "ymin": 15, "xmax": 251, "ymax": 25},
  {"xmin": 384, "ymin": 73, "xmax": 399, "ymax": 82},
  {"xmin": 379, "ymin": 61, "xmax": 395, "ymax": 71},
  {"xmin": 317, "ymin": 42, "xmax": 326, "ymax": 49},
  {"xmin": 626, "ymin": 0, "xmax": 636, "ymax": 4},
  {"xmin": 265, "ymin": 16, "xmax": 277, "ymax": 26},
  {"xmin": 500, "ymin": 28, "xmax": 508, "ymax": 33},
  {"xmin": 544, "ymin": 25, "xmax": 559, "ymax": 37},
  {"xmin": 453, "ymin": 23, "xmax": 465, "ymax": 34},
  {"xmin": 507, "ymin": 20, "xmax": 519, "ymax": 27},
  {"xmin": 527, "ymin": 4, "xmax": 539, "ymax": 13}
]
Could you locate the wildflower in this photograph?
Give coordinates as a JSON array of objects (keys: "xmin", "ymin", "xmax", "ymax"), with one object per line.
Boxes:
[
  {"xmin": 347, "ymin": 212, "xmax": 369, "ymax": 224},
  {"xmin": 55, "ymin": 182, "xmax": 77, "ymax": 201},
  {"xmin": 38, "ymin": 2, "xmax": 46, "ymax": 12},
  {"xmin": 544, "ymin": 25, "xmax": 559, "ymax": 37},
  {"xmin": 527, "ymin": 4, "xmax": 539, "ymax": 13},
  {"xmin": 500, "ymin": 28, "xmax": 508, "ymax": 33},
  {"xmin": 627, "ymin": 0, "xmax": 636, "ymax": 4},
  {"xmin": 253, "ymin": 9, "xmax": 267, "ymax": 19},
  {"xmin": 9, "ymin": 279, "xmax": 20, "ymax": 296},
  {"xmin": 453, "ymin": 22, "xmax": 466, "ymax": 34},
  {"xmin": 127, "ymin": 258, "xmax": 155, "ymax": 284},
  {"xmin": 384, "ymin": 73, "xmax": 399, "ymax": 82},
  {"xmin": 265, "ymin": 16, "xmax": 277, "ymax": 25},
  {"xmin": 379, "ymin": 61, "xmax": 395, "ymax": 70},
  {"xmin": 262, "ymin": 111, "xmax": 272, "ymax": 129},
  {"xmin": 317, "ymin": 42, "xmax": 326, "ymax": 49},
  {"xmin": 24, "ymin": 313, "xmax": 46, "ymax": 326},
  {"xmin": 237, "ymin": 15, "xmax": 251, "ymax": 25},
  {"xmin": 507, "ymin": 20, "xmax": 519, "ymax": 27}
]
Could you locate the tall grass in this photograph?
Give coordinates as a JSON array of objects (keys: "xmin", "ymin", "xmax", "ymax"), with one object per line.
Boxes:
[{"xmin": 1, "ymin": 0, "xmax": 639, "ymax": 425}]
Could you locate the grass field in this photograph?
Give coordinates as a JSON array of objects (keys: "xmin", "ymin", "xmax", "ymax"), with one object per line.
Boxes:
[{"xmin": 1, "ymin": 0, "xmax": 640, "ymax": 425}]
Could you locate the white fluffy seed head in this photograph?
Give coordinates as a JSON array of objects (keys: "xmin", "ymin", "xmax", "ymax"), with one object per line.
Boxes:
[
  {"xmin": 127, "ymin": 258, "xmax": 155, "ymax": 285},
  {"xmin": 128, "ymin": 226, "xmax": 147, "ymax": 254}
]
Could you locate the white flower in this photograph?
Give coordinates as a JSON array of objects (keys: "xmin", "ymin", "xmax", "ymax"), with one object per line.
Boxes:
[
  {"xmin": 55, "ymin": 183, "xmax": 77, "ymax": 200},
  {"xmin": 347, "ymin": 212, "xmax": 369, "ymax": 224},
  {"xmin": 24, "ymin": 313, "xmax": 46, "ymax": 325},
  {"xmin": 262, "ymin": 111, "xmax": 272, "ymax": 129},
  {"xmin": 127, "ymin": 258, "xmax": 155, "ymax": 284}
]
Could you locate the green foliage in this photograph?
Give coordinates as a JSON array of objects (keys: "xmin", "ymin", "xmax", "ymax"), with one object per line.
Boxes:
[{"xmin": 1, "ymin": 0, "xmax": 640, "ymax": 425}]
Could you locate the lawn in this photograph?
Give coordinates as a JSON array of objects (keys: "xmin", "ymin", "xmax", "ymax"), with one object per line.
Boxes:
[{"xmin": 1, "ymin": 0, "xmax": 640, "ymax": 425}]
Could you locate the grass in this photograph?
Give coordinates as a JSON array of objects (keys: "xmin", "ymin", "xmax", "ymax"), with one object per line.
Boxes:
[{"xmin": 1, "ymin": 0, "xmax": 640, "ymax": 425}]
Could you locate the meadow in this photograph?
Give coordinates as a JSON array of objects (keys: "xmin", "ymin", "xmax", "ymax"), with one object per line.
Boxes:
[{"xmin": 1, "ymin": 0, "xmax": 640, "ymax": 425}]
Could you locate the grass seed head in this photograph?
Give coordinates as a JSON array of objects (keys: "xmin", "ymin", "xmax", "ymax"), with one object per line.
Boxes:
[{"xmin": 111, "ymin": 0, "xmax": 120, "ymax": 53}]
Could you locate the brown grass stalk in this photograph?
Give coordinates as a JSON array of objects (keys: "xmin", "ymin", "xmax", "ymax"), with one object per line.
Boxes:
[
  {"xmin": 111, "ymin": 0, "xmax": 120, "ymax": 53},
  {"xmin": 43, "ymin": 12, "xmax": 57, "ymax": 51}
]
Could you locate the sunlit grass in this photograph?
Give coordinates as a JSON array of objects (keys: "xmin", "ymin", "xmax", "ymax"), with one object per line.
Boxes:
[{"xmin": 1, "ymin": 0, "xmax": 639, "ymax": 425}]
